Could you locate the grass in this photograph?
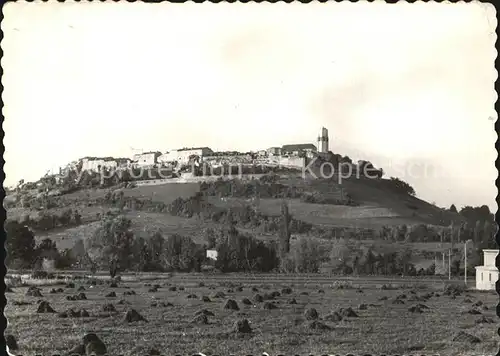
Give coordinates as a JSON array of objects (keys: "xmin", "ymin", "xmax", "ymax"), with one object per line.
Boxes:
[
  {"xmin": 31, "ymin": 211, "xmax": 207, "ymax": 249},
  {"xmin": 5, "ymin": 273, "xmax": 498, "ymax": 356},
  {"xmin": 210, "ymin": 197, "xmax": 399, "ymax": 220},
  {"xmin": 10, "ymin": 175, "xmax": 468, "ymax": 252}
]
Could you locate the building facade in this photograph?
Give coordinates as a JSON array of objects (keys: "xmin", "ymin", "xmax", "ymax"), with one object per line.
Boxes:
[
  {"xmin": 81, "ymin": 157, "xmax": 118, "ymax": 172},
  {"xmin": 475, "ymin": 249, "xmax": 499, "ymax": 290},
  {"xmin": 133, "ymin": 152, "xmax": 161, "ymax": 167},
  {"xmin": 281, "ymin": 143, "xmax": 317, "ymax": 156},
  {"xmin": 162, "ymin": 147, "xmax": 213, "ymax": 165},
  {"xmin": 267, "ymin": 147, "xmax": 282, "ymax": 156}
]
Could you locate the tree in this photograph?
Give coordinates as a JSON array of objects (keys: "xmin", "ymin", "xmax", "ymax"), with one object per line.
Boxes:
[
  {"xmin": 85, "ymin": 215, "xmax": 136, "ymax": 273},
  {"xmin": 205, "ymin": 227, "xmax": 217, "ymax": 249},
  {"xmin": 460, "ymin": 205, "xmax": 494, "ymax": 223},
  {"xmin": 329, "ymin": 239, "xmax": 354, "ymax": 273},
  {"xmin": 473, "ymin": 220, "xmax": 482, "ymax": 244},
  {"xmin": 341, "ymin": 156, "xmax": 353, "ymax": 164},
  {"xmin": 388, "ymin": 177, "xmax": 416, "ymax": 196},
  {"xmin": 73, "ymin": 210, "xmax": 82, "ymax": 225},
  {"xmin": 279, "ymin": 201, "xmax": 292, "ymax": 259},
  {"xmin": 5, "ymin": 220, "xmax": 36, "ymax": 268},
  {"xmin": 364, "ymin": 249, "xmax": 377, "ymax": 274},
  {"xmin": 58, "ymin": 209, "xmax": 73, "ymax": 226},
  {"xmin": 140, "ymin": 231, "xmax": 167, "ymax": 272},
  {"xmin": 164, "ymin": 234, "xmax": 200, "ymax": 272},
  {"xmin": 451, "ymin": 257, "xmax": 461, "ymax": 276},
  {"xmin": 395, "ymin": 248, "xmax": 413, "ymax": 275},
  {"xmin": 35, "ymin": 238, "xmax": 59, "ymax": 263},
  {"xmin": 290, "ymin": 237, "xmax": 325, "ymax": 273},
  {"xmin": 481, "ymin": 220, "xmax": 496, "ymax": 249},
  {"xmin": 449, "ymin": 204, "xmax": 458, "ymax": 213}
]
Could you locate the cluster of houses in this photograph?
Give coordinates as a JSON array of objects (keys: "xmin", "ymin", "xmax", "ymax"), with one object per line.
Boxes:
[{"xmin": 74, "ymin": 127, "xmax": 331, "ymax": 173}]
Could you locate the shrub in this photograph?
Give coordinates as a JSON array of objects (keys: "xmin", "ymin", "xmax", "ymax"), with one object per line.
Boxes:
[
  {"xmin": 385, "ymin": 177, "xmax": 416, "ymax": 196},
  {"xmin": 55, "ymin": 249, "xmax": 77, "ymax": 269},
  {"xmin": 214, "ymin": 226, "xmax": 279, "ymax": 273},
  {"xmin": 84, "ymin": 215, "xmax": 136, "ymax": 272},
  {"xmin": 163, "ymin": 234, "xmax": 204, "ymax": 272},
  {"xmin": 443, "ymin": 282, "xmax": 467, "ymax": 295},
  {"xmin": 5, "ymin": 220, "xmax": 36, "ymax": 268},
  {"xmin": 286, "ymin": 237, "xmax": 326, "ymax": 273}
]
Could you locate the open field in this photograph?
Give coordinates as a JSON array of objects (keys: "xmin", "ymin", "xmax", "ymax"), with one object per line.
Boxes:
[
  {"xmin": 63, "ymin": 183, "xmax": 201, "ymax": 204},
  {"xmin": 6, "ymin": 273, "xmax": 497, "ymax": 356},
  {"xmin": 34, "ymin": 211, "xmax": 208, "ymax": 249},
  {"xmin": 209, "ymin": 197, "xmax": 418, "ymax": 228}
]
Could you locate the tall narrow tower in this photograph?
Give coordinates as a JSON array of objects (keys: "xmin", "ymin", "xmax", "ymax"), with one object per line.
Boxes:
[{"xmin": 317, "ymin": 127, "xmax": 329, "ymax": 153}]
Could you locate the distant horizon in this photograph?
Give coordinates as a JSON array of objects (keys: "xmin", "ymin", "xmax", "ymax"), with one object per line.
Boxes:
[{"xmin": 2, "ymin": 2, "xmax": 497, "ymax": 213}]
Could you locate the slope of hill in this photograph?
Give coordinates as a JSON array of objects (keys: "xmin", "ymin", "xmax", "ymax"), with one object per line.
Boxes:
[
  {"xmin": 7, "ymin": 171, "xmax": 467, "ymax": 252},
  {"xmin": 278, "ymin": 173, "xmax": 465, "ymax": 227},
  {"xmin": 339, "ymin": 176, "xmax": 466, "ymax": 226}
]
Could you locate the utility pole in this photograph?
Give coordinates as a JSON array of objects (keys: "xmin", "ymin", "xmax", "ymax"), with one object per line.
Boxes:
[{"xmin": 464, "ymin": 239, "xmax": 472, "ymax": 287}]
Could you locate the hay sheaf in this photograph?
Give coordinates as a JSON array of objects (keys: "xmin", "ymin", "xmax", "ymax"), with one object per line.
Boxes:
[
  {"xmin": 124, "ymin": 309, "xmax": 148, "ymax": 323},
  {"xmin": 223, "ymin": 299, "xmax": 240, "ymax": 311},
  {"xmin": 262, "ymin": 302, "xmax": 278, "ymax": 310},
  {"xmin": 307, "ymin": 320, "xmax": 331, "ymax": 331},
  {"xmin": 338, "ymin": 307, "xmax": 358, "ymax": 318},
  {"xmin": 232, "ymin": 319, "xmax": 252, "ymax": 333},
  {"xmin": 323, "ymin": 312, "xmax": 343, "ymax": 322},
  {"xmin": 304, "ymin": 308, "xmax": 319, "ymax": 320},
  {"xmin": 37, "ymin": 301, "xmax": 56, "ymax": 313}
]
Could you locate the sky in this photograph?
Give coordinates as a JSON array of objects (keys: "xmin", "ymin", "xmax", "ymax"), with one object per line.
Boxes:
[{"xmin": 2, "ymin": 2, "xmax": 497, "ymax": 212}]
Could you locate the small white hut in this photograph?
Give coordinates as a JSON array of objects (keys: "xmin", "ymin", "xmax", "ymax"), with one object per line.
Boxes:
[
  {"xmin": 206, "ymin": 249, "xmax": 218, "ymax": 261},
  {"xmin": 475, "ymin": 249, "xmax": 498, "ymax": 290}
]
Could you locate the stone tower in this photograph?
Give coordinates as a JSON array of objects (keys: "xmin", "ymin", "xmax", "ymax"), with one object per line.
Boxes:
[{"xmin": 317, "ymin": 127, "xmax": 329, "ymax": 153}]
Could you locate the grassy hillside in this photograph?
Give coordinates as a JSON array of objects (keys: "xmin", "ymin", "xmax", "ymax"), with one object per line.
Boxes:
[
  {"xmin": 7, "ymin": 173, "xmax": 466, "ymax": 254},
  {"xmin": 338, "ymin": 176, "xmax": 466, "ymax": 226}
]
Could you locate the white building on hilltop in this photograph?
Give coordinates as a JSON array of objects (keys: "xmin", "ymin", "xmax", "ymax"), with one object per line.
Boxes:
[
  {"xmin": 475, "ymin": 249, "xmax": 498, "ymax": 290},
  {"xmin": 162, "ymin": 147, "xmax": 213, "ymax": 165},
  {"xmin": 81, "ymin": 157, "xmax": 118, "ymax": 172},
  {"xmin": 133, "ymin": 151, "xmax": 161, "ymax": 167}
]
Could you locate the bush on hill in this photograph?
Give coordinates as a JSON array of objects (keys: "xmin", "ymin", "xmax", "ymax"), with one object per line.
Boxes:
[
  {"xmin": 15, "ymin": 208, "xmax": 83, "ymax": 233},
  {"xmin": 209, "ymin": 219, "xmax": 279, "ymax": 273},
  {"xmin": 5, "ymin": 220, "xmax": 37, "ymax": 269},
  {"xmin": 163, "ymin": 233, "xmax": 205, "ymax": 272},
  {"xmin": 85, "ymin": 215, "xmax": 136, "ymax": 272},
  {"xmin": 281, "ymin": 237, "xmax": 327, "ymax": 273},
  {"xmin": 381, "ymin": 177, "xmax": 416, "ymax": 196},
  {"xmin": 199, "ymin": 178, "xmax": 356, "ymax": 206}
]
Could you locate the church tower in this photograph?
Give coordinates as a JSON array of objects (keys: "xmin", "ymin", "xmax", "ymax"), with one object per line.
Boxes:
[{"xmin": 317, "ymin": 127, "xmax": 329, "ymax": 153}]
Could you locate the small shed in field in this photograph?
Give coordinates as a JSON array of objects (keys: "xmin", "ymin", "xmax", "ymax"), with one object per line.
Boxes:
[
  {"xmin": 475, "ymin": 249, "xmax": 498, "ymax": 290},
  {"xmin": 206, "ymin": 249, "xmax": 218, "ymax": 261}
]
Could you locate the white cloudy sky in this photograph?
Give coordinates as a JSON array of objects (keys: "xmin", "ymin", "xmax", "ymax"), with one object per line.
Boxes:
[{"xmin": 2, "ymin": 2, "xmax": 497, "ymax": 211}]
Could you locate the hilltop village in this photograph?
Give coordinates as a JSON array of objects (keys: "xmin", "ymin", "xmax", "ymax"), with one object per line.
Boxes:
[
  {"xmin": 76, "ymin": 127, "xmax": 331, "ymax": 174},
  {"xmin": 41, "ymin": 127, "xmax": 381, "ymax": 187}
]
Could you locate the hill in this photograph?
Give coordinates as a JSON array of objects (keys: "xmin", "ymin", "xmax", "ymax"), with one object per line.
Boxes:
[{"xmin": 6, "ymin": 171, "xmax": 468, "ymax": 252}]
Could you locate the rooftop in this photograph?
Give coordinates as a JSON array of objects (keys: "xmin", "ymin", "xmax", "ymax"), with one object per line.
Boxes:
[
  {"xmin": 281, "ymin": 143, "xmax": 317, "ymax": 152},
  {"xmin": 81, "ymin": 156, "xmax": 118, "ymax": 162},
  {"xmin": 177, "ymin": 147, "xmax": 213, "ymax": 152}
]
